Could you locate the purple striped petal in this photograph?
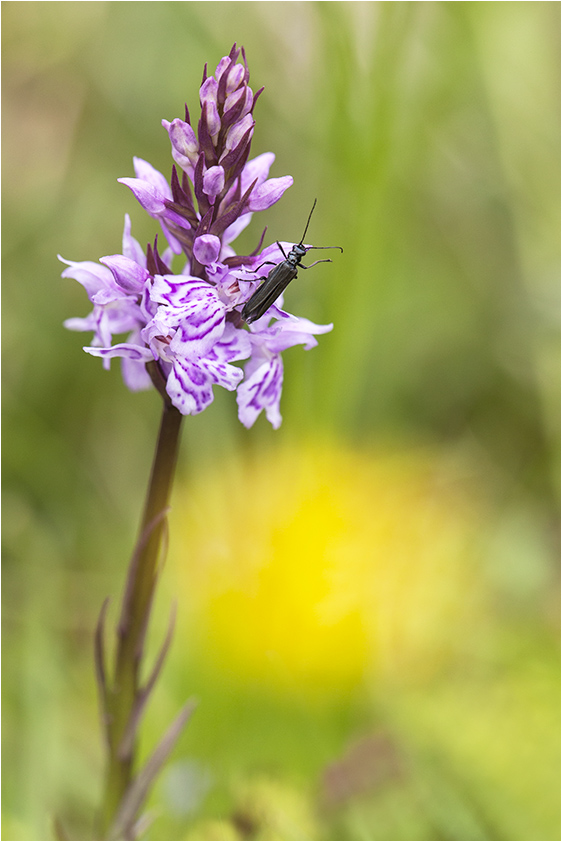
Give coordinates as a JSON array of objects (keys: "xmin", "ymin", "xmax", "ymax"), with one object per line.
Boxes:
[
  {"xmin": 209, "ymin": 322, "xmax": 251, "ymax": 363},
  {"xmin": 166, "ymin": 357, "xmax": 215, "ymax": 415},
  {"xmin": 84, "ymin": 343, "xmax": 153, "ymax": 362},
  {"xmin": 169, "ymin": 301, "xmax": 225, "ymax": 358},
  {"xmin": 147, "ymin": 277, "xmax": 226, "ymax": 359},
  {"xmin": 199, "ymin": 356, "xmax": 244, "ymax": 391},
  {"xmin": 237, "ymin": 355, "xmax": 283, "ymax": 429},
  {"xmin": 84, "ymin": 339, "xmax": 152, "ymax": 372},
  {"xmin": 150, "ymin": 275, "xmax": 211, "ymax": 308}
]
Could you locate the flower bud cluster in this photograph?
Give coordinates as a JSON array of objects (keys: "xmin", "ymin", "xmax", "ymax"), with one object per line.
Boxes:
[{"xmin": 61, "ymin": 44, "xmax": 332, "ymax": 428}]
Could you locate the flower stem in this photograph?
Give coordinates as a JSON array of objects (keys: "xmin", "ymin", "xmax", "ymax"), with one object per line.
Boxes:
[{"xmin": 98, "ymin": 396, "xmax": 183, "ymax": 838}]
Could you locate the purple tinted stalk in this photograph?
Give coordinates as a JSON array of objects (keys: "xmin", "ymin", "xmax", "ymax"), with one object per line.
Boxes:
[{"xmin": 99, "ymin": 383, "xmax": 183, "ymax": 838}]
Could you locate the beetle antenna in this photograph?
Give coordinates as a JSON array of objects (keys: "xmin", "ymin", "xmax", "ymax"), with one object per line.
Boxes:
[
  {"xmin": 298, "ymin": 198, "xmax": 318, "ymax": 246},
  {"xmin": 307, "ymin": 245, "xmax": 344, "ymax": 252}
]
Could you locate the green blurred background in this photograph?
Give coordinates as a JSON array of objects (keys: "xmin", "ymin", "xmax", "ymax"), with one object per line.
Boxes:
[{"xmin": 2, "ymin": 2, "xmax": 559, "ymax": 840}]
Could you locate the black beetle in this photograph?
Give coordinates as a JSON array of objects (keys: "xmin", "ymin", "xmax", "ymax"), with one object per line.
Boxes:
[{"xmin": 241, "ymin": 199, "xmax": 343, "ymax": 324}]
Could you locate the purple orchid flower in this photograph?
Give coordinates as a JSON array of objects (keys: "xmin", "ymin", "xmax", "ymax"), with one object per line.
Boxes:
[
  {"xmin": 237, "ymin": 315, "xmax": 333, "ymax": 429},
  {"xmin": 61, "ymin": 44, "xmax": 333, "ymax": 426}
]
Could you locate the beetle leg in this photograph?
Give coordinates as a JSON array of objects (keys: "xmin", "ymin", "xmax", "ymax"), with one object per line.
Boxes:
[
  {"xmin": 241, "ymin": 260, "xmax": 276, "ymax": 275},
  {"xmin": 276, "ymin": 241, "xmax": 289, "ymax": 260}
]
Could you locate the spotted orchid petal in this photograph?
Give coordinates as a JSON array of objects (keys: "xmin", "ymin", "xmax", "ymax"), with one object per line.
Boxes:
[
  {"xmin": 166, "ymin": 357, "xmax": 216, "ymax": 415},
  {"xmin": 147, "ymin": 277, "xmax": 226, "ymax": 360},
  {"xmin": 237, "ymin": 354, "xmax": 283, "ymax": 430},
  {"xmin": 84, "ymin": 342, "xmax": 153, "ymax": 363}
]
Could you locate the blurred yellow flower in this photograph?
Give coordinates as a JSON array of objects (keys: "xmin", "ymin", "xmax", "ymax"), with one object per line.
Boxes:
[{"xmin": 169, "ymin": 441, "xmax": 484, "ymax": 699}]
